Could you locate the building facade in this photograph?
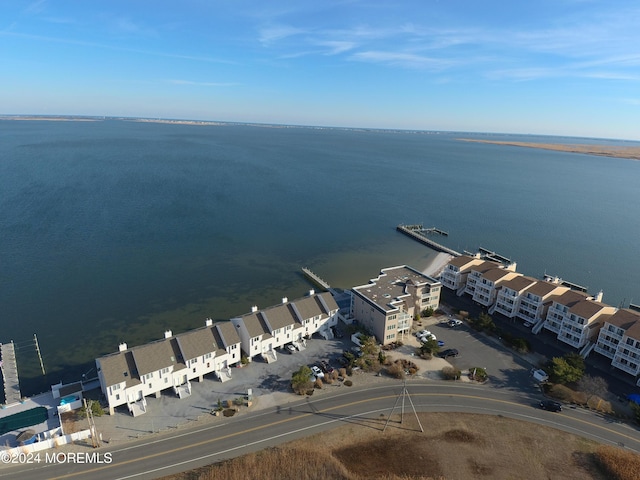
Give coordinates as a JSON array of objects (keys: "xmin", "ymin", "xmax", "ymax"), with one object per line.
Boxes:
[{"xmin": 351, "ymin": 265, "xmax": 441, "ymax": 345}]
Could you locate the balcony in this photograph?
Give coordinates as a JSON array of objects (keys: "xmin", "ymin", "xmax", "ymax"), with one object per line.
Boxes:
[
  {"xmin": 594, "ymin": 344, "xmax": 616, "ymax": 359},
  {"xmin": 612, "ymin": 358, "xmax": 640, "ymax": 376}
]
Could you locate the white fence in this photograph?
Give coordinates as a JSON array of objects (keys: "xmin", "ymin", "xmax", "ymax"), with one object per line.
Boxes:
[{"xmin": 1, "ymin": 427, "xmax": 91, "ymax": 457}]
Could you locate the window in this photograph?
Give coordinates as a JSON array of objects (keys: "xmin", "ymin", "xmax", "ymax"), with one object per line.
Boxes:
[
  {"xmin": 193, "ymin": 368, "xmax": 196, "ymax": 373},
  {"xmin": 205, "ymin": 352, "xmax": 212, "ymax": 359},
  {"xmin": 115, "ymin": 394, "xmax": 120, "ymax": 401},
  {"xmin": 385, "ymin": 334, "xmax": 395, "ymax": 340}
]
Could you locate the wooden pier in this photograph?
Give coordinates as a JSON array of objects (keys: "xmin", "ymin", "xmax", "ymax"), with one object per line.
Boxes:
[
  {"xmin": 1, "ymin": 341, "xmax": 22, "ymax": 405},
  {"xmin": 301, "ymin": 267, "xmax": 331, "ymax": 291},
  {"xmin": 396, "ymin": 225, "xmax": 460, "ymax": 257}
]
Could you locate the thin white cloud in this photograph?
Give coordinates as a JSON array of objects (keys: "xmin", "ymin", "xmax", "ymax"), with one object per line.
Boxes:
[
  {"xmin": 316, "ymin": 40, "xmax": 356, "ymax": 55},
  {"xmin": 350, "ymin": 50, "xmax": 454, "ymax": 70},
  {"xmin": 259, "ymin": 24, "xmax": 307, "ymax": 45},
  {"xmin": 0, "ymin": 30, "xmax": 236, "ymax": 64}
]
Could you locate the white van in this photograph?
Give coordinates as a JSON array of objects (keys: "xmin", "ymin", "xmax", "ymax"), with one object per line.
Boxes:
[{"xmin": 532, "ymin": 369, "xmax": 549, "ymax": 382}]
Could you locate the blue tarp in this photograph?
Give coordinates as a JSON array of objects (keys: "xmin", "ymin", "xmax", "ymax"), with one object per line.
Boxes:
[{"xmin": 627, "ymin": 394, "xmax": 640, "ymax": 405}]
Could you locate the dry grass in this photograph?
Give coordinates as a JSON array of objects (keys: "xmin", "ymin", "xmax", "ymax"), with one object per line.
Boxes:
[
  {"xmin": 594, "ymin": 445, "xmax": 640, "ymax": 480},
  {"xmin": 160, "ymin": 413, "xmax": 625, "ymax": 480}
]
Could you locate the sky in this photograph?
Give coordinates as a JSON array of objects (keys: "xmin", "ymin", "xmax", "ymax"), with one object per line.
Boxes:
[{"xmin": 1, "ymin": 0, "xmax": 640, "ymax": 140}]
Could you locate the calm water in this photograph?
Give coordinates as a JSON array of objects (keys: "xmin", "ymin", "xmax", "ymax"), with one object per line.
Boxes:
[{"xmin": 1, "ymin": 120, "xmax": 639, "ymax": 396}]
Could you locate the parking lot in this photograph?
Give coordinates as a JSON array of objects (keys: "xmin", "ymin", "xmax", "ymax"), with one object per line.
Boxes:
[{"xmin": 408, "ymin": 314, "xmax": 544, "ymax": 392}]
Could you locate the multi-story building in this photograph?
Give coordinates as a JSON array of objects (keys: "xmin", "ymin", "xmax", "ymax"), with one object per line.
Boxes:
[
  {"xmin": 175, "ymin": 318, "xmax": 241, "ymax": 384},
  {"xmin": 492, "ymin": 275, "xmax": 538, "ymax": 318},
  {"xmin": 516, "ymin": 280, "xmax": 570, "ymax": 326},
  {"xmin": 471, "ymin": 267, "xmax": 520, "ymax": 307},
  {"xmin": 594, "ymin": 309, "xmax": 640, "ymax": 380},
  {"xmin": 543, "ymin": 290, "xmax": 614, "ymax": 349},
  {"xmin": 291, "ymin": 290, "xmax": 340, "ymax": 341},
  {"xmin": 231, "ymin": 291, "xmax": 339, "ymax": 362},
  {"xmin": 97, "ymin": 323, "xmax": 242, "ymax": 416},
  {"xmin": 462, "ymin": 260, "xmax": 514, "ymax": 298},
  {"xmin": 439, "ymin": 255, "xmax": 486, "ymax": 291},
  {"xmin": 351, "ymin": 265, "xmax": 441, "ymax": 345}
]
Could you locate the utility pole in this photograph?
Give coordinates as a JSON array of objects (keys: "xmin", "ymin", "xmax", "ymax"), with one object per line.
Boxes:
[
  {"xmin": 33, "ymin": 333, "xmax": 46, "ymax": 375},
  {"xmin": 84, "ymin": 398, "xmax": 101, "ymax": 448},
  {"xmin": 383, "ymin": 380, "xmax": 424, "ymax": 433}
]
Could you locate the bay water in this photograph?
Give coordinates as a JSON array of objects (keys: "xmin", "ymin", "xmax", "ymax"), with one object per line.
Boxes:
[{"xmin": 1, "ymin": 119, "xmax": 639, "ymax": 395}]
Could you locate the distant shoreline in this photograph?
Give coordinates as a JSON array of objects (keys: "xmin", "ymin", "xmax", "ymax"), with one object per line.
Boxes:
[{"xmin": 458, "ymin": 138, "xmax": 640, "ymax": 161}]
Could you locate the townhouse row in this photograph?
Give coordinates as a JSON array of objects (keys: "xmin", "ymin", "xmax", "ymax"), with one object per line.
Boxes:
[
  {"xmin": 441, "ymin": 255, "xmax": 640, "ymax": 385},
  {"xmin": 96, "ymin": 291, "xmax": 339, "ymax": 415}
]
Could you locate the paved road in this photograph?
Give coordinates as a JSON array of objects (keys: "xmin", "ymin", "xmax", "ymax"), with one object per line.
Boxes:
[{"xmin": 2, "ymin": 381, "xmax": 639, "ymax": 480}]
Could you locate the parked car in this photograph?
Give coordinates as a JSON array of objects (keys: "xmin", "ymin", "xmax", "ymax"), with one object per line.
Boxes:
[
  {"xmin": 320, "ymin": 360, "xmax": 334, "ymax": 374},
  {"xmin": 439, "ymin": 348, "xmax": 459, "ymax": 358},
  {"xmin": 539, "ymin": 400, "xmax": 562, "ymax": 412},
  {"xmin": 419, "ymin": 333, "xmax": 437, "ymax": 343},
  {"xmin": 310, "ymin": 365, "xmax": 324, "ymax": 379},
  {"xmin": 532, "ymin": 369, "xmax": 549, "ymax": 382},
  {"xmin": 448, "ymin": 319, "xmax": 463, "ymax": 327},
  {"xmin": 437, "ymin": 340, "xmax": 445, "ymax": 347},
  {"xmin": 416, "ymin": 329, "xmax": 431, "ymax": 337},
  {"xmin": 284, "ymin": 343, "xmax": 297, "ymax": 354}
]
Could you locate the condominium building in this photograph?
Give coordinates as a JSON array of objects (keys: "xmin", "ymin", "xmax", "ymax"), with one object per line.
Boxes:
[
  {"xmin": 594, "ymin": 309, "xmax": 640, "ymax": 380},
  {"xmin": 440, "ymin": 255, "xmax": 486, "ymax": 291},
  {"xmin": 544, "ymin": 290, "xmax": 614, "ymax": 349},
  {"xmin": 492, "ymin": 275, "xmax": 538, "ymax": 318},
  {"xmin": 462, "ymin": 260, "xmax": 514, "ymax": 299},
  {"xmin": 351, "ymin": 265, "xmax": 441, "ymax": 345},
  {"xmin": 515, "ymin": 280, "xmax": 570, "ymax": 325}
]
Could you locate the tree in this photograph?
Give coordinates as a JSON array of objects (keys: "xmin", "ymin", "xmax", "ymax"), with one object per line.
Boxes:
[
  {"xmin": 359, "ymin": 335, "xmax": 378, "ymax": 357},
  {"xmin": 291, "ymin": 366, "xmax": 313, "ymax": 395},
  {"xmin": 548, "ymin": 355, "xmax": 584, "ymax": 384},
  {"xmin": 578, "ymin": 375, "xmax": 609, "ymax": 405},
  {"xmin": 418, "ymin": 337, "xmax": 440, "ymax": 359},
  {"xmin": 421, "ymin": 307, "xmax": 434, "ymax": 317}
]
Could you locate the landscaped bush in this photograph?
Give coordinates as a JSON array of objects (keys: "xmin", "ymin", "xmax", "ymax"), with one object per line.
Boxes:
[
  {"xmin": 325, "ymin": 374, "xmax": 334, "ymax": 384},
  {"xmin": 387, "ymin": 362, "xmax": 405, "ymax": 379},
  {"xmin": 343, "ymin": 380, "xmax": 352, "ymax": 387},
  {"xmin": 338, "ymin": 368, "xmax": 347, "ymax": 378},
  {"xmin": 469, "ymin": 367, "xmax": 488, "ymax": 382},
  {"xmin": 442, "ymin": 366, "xmax": 461, "ymax": 380},
  {"xmin": 314, "ymin": 378, "xmax": 323, "ymax": 389}
]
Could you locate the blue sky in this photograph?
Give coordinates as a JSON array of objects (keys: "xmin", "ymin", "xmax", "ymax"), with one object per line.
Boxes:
[{"xmin": 2, "ymin": 0, "xmax": 640, "ymax": 140}]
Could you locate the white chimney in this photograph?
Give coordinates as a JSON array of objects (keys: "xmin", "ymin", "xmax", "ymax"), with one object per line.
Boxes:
[
  {"xmin": 164, "ymin": 330, "xmax": 172, "ymax": 339},
  {"xmin": 282, "ymin": 297, "xmax": 288, "ymax": 304},
  {"xmin": 205, "ymin": 318, "xmax": 213, "ymax": 327},
  {"xmin": 309, "ymin": 289, "xmax": 315, "ymax": 296},
  {"xmin": 118, "ymin": 342, "xmax": 128, "ymax": 352},
  {"xmin": 251, "ymin": 305, "xmax": 258, "ymax": 313}
]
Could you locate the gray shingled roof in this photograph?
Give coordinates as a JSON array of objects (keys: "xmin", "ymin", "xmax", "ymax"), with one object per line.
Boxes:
[
  {"xmin": 262, "ymin": 303, "xmax": 298, "ymax": 331},
  {"xmin": 294, "ymin": 295, "xmax": 326, "ymax": 320},
  {"xmin": 97, "ymin": 350, "xmax": 140, "ymax": 388},
  {"xmin": 176, "ymin": 327, "xmax": 223, "ymax": 361},
  {"xmin": 216, "ymin": 321, "xmax": 241, "ymax": 347},
  {"xmin": 319, "ymin": 291, "xmax": 338, "ymax": 311},
  {"xmin": 132, "ymin": 338, "xmax": 184, "ymax": 376}
]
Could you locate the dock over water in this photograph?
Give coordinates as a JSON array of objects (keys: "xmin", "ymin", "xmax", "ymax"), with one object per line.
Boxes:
[
  {"xmin": 397, "ymin": 225, "xmax": 461, "ymax": 257},
  {"xmin": 301, "ymin": 267, "xmax": 331, "ymax": 291},
  {"xmin": 1, "ymin": 341, "xmax": 22, "ymax": 405}
]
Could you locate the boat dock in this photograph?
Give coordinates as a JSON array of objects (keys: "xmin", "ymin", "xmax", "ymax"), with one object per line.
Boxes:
[
  {"xmin": 396, "ymin": 225, "xmax": 461, "ymax": 256},
  {"xmin": 302, "ymin": 267, "xmax": 331, "ymax": 291},
  {"xmin": 1, "ymin": 341, "xmax": 22, "ymax": 405}
]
